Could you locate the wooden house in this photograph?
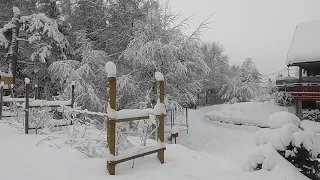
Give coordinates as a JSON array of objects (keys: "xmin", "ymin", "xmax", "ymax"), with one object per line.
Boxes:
[{"xmin": 276, "ymin": 20, "xmax": 320, "ymax": 119}]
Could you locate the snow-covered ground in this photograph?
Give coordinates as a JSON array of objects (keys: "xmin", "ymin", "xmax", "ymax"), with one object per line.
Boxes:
[{"xmin": 0, "ymin": 101, "xmax": 310, "ymax": 180}]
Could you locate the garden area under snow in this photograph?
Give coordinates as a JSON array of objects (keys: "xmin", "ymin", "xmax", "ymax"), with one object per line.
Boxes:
[{"xmin": 0, "ymin": 100, "xmax": 318, "ymax": 180}]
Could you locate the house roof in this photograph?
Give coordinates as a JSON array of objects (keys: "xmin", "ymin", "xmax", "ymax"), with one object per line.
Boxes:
[{"xmin": 287, "ymin": 20, "xmax": 320, "ymax": 66}]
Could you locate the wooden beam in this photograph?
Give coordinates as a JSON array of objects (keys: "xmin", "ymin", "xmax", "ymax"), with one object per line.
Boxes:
[
  {"xmin": 0, "ymin": 84, "xmax": 3, "ymax": 120},
  {"xmin": 157, "ymin": 80, "xmax": 165, "ymax": 164},
  {"xmin": 299, "ymin": 67, "xmax": 302, "ymax": 83},
  {"xmin": 291, "ymin": 92, "xmax": 320, "ymax": 95},
  {"xmin": 109, "ymin": 114, "xmax": 166, "ymax": 124},
  {"xmin": 25, "ymin": 82, "xmax": 29, "ymax": 134},
  {"xmin": 110, "ymin": 148, "xmax": 166, "ymax": 165},
  {"xmin": 28, "ymin": 104, "xmax": 72, "ymax": 108},
  {"xmin": 107, "ymin": 76, "xmax": 116, "ymax": 175}
]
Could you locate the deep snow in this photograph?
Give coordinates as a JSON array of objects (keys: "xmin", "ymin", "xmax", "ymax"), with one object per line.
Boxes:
[{"xmin": 0, "ymin": 101, "xmax": 311, "ymax": 180}]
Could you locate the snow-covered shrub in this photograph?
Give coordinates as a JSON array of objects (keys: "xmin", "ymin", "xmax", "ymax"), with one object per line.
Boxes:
[
  {"xmin": 303, "ymin": 109, "xmax": 320, "ymax": 122},
  {"xmin": 274, "ymin": 91, "xmax": 294, "ymax": 106},
  {"xmin": 245, "ymin": 111, "xmax": 320, "ymax": 179}
]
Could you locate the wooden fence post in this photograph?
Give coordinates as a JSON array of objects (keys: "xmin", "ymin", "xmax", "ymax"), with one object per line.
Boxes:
[
  {"xmin": 71, "ymin": 81, "xmax": 75, "ymax": 108},
  {"xmin": 0, "ymin": 81, "xmax": 3, "ymax": 120},
  {"xmin": 34, "ymin": 84, "xmax": 38, "ymax": 100},
  {"xmin": 186, "ymin": 108, "xmax": 188, "ymax": 134},
  {"xmin": 25, "ymin": 78, "xmax": 30, "ymax": 134},
  {"xmin": 106, "ymin": 62, "xmax": 117, "ymax": 175},
  {"xmin": 157, "ymin": 79, "xmax": 165, "ymax": 164}
]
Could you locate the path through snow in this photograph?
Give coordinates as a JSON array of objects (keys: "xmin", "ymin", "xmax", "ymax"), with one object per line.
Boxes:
[{"xmin": 178, "ymin": 105, "xmax": 258, "ymax": 165}]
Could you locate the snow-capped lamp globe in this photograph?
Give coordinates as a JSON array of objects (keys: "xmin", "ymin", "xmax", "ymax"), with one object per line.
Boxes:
[{"xmin": 105, "ymin": 61, "xmax": 117, "ymax": 77}]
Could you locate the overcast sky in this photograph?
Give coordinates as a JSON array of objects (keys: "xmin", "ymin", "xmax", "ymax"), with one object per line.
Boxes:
[{"xmin": 164, "ymin": 0, "xmax": 320, "ymax": 76}]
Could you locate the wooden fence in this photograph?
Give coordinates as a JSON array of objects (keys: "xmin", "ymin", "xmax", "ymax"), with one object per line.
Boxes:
[{"xmin": 24, "ymin": 79, "xmax": 75, "ymax": 134}]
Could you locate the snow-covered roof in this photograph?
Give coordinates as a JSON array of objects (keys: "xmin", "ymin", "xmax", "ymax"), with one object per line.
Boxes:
[{"xmin": 287, "ymin": 20, "xmax": 320, "ymax": 65}]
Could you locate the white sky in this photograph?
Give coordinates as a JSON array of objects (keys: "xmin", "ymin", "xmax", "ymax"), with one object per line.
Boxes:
[{"xmin": 164, "ymin": 0, "xmax": 320, "ymax": 75}]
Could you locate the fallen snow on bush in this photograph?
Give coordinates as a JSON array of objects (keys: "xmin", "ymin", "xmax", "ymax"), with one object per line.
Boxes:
[
  {"xmin": 245, "ymin": 111, "xmax": 320, "ymax": 179},
  {"xmin": 205, "ymin": 101, "xmax": 294, "ymax": 127},
  {"xmin": 243, "ymin": 143, "xmax": 307, "ymax": 180}
]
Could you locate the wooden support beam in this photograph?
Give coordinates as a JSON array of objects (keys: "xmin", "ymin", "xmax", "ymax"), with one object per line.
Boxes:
[
  {"xmin": 25, "ymin": 82, "xmax": 30, "ymax": 134},
  {"xmin": 109, "ymin": 115, "xmax": 166, "ymax": 123},
  {"xmin": 299, "ymin": 67, "xmax": 302, "ymax": 83},
  {"xmin": 157, "ymin": 80, "xmax": 165, "ymax": 164},
  {"xmin": 28, "ymin": 104, "xmax": 72, "ymax": 108},
  {"xmin": 296, "ymin": 100, "xmax": 303, "ymax": 120},
  {"xmin": 0, "ymin": 83, "xmax": 3, "ymax": 120},
  {"xmin": 71, "ymin": 83, "xmax": 75, "ymax": 108},
  {"xmin": 110, "ymin": 148, "xmax": 166, "ymax": 165},
  {"xmin": 107, "ymin": 76, "xmax": 116, "ymax": 175}
]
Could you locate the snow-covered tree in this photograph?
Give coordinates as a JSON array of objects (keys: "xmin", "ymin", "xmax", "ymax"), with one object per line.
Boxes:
[
  {"xmin": 118, "ymin": 1, "xmax": 210, "ymax": 109},
  {"xmin": 218, "ymin": 58, "xmax": 263, "ymax": 103},
  {"xmin": 0, "ymin": 7, "xmax": 72, "ymax": 83},
  {"xmin": 240, "ymin": 57, "xmax": 262, "ymax": 83},
  {"xmin": 49, "ymin": 30, "xmax": 108, "ymax": 112},
  {"xmin": 201, "ymin": 42, "xmax": 229, "ymax": 90}
]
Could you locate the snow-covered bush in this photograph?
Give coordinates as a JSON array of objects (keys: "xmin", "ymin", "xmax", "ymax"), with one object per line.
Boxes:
[
  {"xmin": 303, "ymin": 109, "xmax": 320, "ymax": 122},
  {"xmin": 274, "ymin": 91, "xmax": 294, "ymax": 106},
  {"xmin": 245, "ymin": 111, "xmax": 320, "ymax": 179}
]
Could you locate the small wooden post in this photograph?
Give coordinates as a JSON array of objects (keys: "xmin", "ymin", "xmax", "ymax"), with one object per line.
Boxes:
[
  {"xmin": 297, "ymin": 99, "xmax": 303, "ymax": 120},
  {"xmin": 34, "ymin": 84, "xmax": 38, "ymax": 100},
  {"xmin": 299, "ymin": 67, "xmax": 302, "ymax": 83},
  {"xmin": 107, "ymin": 76, "xmax": 117, "ymax": 175},
  {"xmin": 71, "ymin": 82, "xmax": 75, "ymax": 108},
  {"xmin": 25, "ymin": 79, "xmax": 30, "ymax": 134},
  {"xmin": 186, "ymin": 108, "xmax": 189, "ymax": 134},
  {"xmin": 157, "ymin": 80, "xmax": 165, "ymax": 164},
  {"xmin": 0, "ymin": 82, "xmax": 3, "ymax": 120}
]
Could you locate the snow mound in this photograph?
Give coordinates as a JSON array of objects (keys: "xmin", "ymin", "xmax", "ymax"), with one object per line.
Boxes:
[
  {"xmin": 301, "ymin": 120, "xmax": 320, "ymax": 133},
  {"xmin": 268, "ymin": 111, "xmax": 300, "ymax": 129},
  {"xmin": 205, "ymin": 101, "xmax": 292, "ymax": 127}
]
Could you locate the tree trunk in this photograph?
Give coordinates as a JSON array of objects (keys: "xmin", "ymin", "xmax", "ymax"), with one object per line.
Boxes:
[
  {"xmin": 0, "ymin": 0, "xmax": 13, "ymax": 73},
  {"xmin": 7, "ymin": 16, "xmax": 20, "ymax": 84}
]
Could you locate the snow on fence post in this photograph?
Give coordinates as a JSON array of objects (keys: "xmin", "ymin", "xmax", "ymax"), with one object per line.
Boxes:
[
  {"xmin": 0, "ymin": 81, "xmax": 4, "ymax": 120},
  {"xmin": 25, "ymin": 78, "xmax": 30, "ymax": 134},
  {"xmin": 71, "ymin": 81, "xmax": 75, "ymax": 108},
  {"xmin": 155, "ymin": 72, "xmax": 165, "ymax": 164},
  {"xmin": 106, "ymin": 61, "xmax": 117, "ymax": 175}
]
